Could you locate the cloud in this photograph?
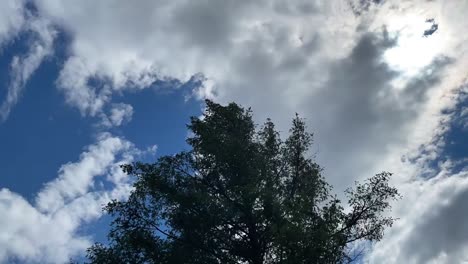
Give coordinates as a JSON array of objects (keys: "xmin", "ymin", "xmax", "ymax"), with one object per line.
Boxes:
[
  {"xmin": 33, "ymin": 0, "xmax": 360, "ymax": 118},
  {"xmin": 0, "ymin": 14, "xmax": 55, "ymax": 122},
  {"xmin": 22, "ymin": 0, "xmax": 462, "ymax": 171},
  {"xmin": 367, "ymin": 167, "xmax": 468, "ymax": 263},
  {"xmin": 0, "ymin": 134, "xmax": 149, "ymax": 263},
  {"xmin": 0, "ymin": 0, "xmax": 465, "ymax": 262},
  {"xmin": 0, "ymin": 0, "xmax": 25, "ymax": 47},
  {"xmin": 99, "ymin": 103, "xmax": 134, "ymax": 128},
  {"xmin": 31, "ymin": 0, "xmax": 466, "ymax": 178}
]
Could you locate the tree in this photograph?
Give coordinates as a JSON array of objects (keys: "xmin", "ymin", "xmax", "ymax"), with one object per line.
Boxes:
[{"xmin": 86, "ymin": 100, "xmax": 400, "ymax": 264}]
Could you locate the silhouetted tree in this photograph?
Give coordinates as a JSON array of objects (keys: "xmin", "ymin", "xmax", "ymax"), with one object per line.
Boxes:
[{"xmin": 86, "ymin": 100, "xmax": 400, "ymax": 264}]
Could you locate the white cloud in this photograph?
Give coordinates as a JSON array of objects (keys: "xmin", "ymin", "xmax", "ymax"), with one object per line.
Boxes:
[
  {"xmin": 0, "ymin": 14, "xmax": 56, "ymax": 122},
  {"xmin": 0, "ymin": 0, "xmax": 25, "ymax": 48},
  {"xmin": 33, "ymin": 0, "xmax": 360, "ymax": 118},
  {"xmin": 0, "ymin": 134, "xmax": 148, "ymax": 263},
  {"xmin": 99, "ymin": 103, "xmax": 134, "ymax": 128}
]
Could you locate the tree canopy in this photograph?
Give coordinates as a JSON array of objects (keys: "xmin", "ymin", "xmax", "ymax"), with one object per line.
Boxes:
[{"xmin": 86, "ymin": 100, "xmax": 400, "ymax": 264}]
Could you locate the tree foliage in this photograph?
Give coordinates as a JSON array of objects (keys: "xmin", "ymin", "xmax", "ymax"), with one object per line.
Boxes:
[{"xmin": 86, "ymin": 100, "xmax": 400, "ymax": 264}]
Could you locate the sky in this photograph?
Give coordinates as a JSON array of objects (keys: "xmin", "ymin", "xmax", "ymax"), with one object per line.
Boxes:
[{"xmin": 0, "ymin": 0, "xmax": 467, "ymax": 263}]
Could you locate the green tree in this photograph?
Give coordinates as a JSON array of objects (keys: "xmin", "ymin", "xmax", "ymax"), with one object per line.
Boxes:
[{"xmin": 86, "ymin": 100, "xmax": 400, "ymax": 264}]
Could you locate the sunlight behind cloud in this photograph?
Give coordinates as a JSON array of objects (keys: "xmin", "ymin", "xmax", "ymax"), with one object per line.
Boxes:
[{"xmin": 383, "ymin": 14, "xmax": 447, "ymax": 79}]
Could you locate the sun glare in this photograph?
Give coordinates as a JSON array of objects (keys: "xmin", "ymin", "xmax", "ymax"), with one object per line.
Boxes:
[{"xmin": 383, "ymin": 14, "xmax": 447, "ymax": 78}]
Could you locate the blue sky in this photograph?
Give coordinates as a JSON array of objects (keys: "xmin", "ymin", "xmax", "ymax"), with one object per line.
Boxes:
[
  {"xmin": 0, "ymin": 40, "xmax": 201, "ymax": 199},
  {"xmin": 0, "ymin": 41, "xmax": 90, "ymax": 197},
  {"xmin": 0, "ymin": 1, "xmax": 467, "ymax": 263}
]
